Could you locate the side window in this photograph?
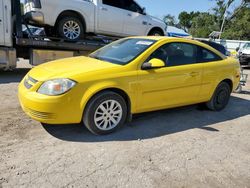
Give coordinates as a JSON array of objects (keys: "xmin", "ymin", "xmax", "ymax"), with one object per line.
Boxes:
[
  {"xmin": 147, "ymin": 44, "xmax": 169, "ymax": 65},
  {"xmin": 147, "ymin": 42, "xmax": 199, "ymax": 67},
  {"xmin": 123, "ymin": 0, "xmax": 143, "ymax": 13},
  {"xmin": 102, "ymin": 0, "xmax": 122, "ymax": 9},
  {"xmin": 165, "ymin": 43, "xmax": 198, "ymax": 67},
  {"xmin": 199, "ymin": 48, "xmax": 222, "ymax": 62}
]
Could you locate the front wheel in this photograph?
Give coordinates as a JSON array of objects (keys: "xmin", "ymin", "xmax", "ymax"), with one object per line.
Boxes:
[
  {"xmin": 57, "ymin": 16, "xmax": 84, "ymax": 41},
  {"xmin": 83, "ymin": 91, "xmax": 127, "ymax": 135},
  {"xmin": 206, "ymin": 82, "xmax": 231, "ymax": 111}
]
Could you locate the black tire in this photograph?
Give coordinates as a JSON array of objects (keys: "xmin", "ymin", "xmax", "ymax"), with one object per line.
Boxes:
[
  {"xmin": 148, "ymin": 29, "xmax": 164, "ymax": 36},
  {"xmin": 57, "ymin": 16, "xmax": 84, "ymax": 41},
  {"xmin": 206, "ymin": 82, "xmax": 231, "ymax": 111},
  {"xmin": 83, "ymin": 91, "xmax": 128, "ymax": 135}
]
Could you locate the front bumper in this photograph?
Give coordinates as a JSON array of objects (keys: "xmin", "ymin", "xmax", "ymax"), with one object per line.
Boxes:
[
  {"xmin": 18, "ymin": 77, "xmax": 83, "ymax": 124},
  {"xmin": 239, "ymin": 54, "xmax": 250, "ymax": 66}
]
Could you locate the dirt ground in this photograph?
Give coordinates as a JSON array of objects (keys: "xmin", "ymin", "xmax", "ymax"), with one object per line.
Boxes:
[{"xmin": 0, "ymin": 60, "xmax": 250, "ymax": 188}]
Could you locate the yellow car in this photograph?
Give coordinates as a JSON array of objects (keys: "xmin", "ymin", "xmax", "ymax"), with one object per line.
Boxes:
[{"xmin": 18, "ymin": 37, "xmax": 240, "ymax": 135}]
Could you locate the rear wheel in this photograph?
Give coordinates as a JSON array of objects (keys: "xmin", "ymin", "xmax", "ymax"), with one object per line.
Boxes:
[
  {"xmin": 57, "ymin": 16, "xmax": 84, "ymax": 41},
  {"xmin": 148, "ymin": 29, "xmax": 164, "ymax": 36},
  {"xmin": 206, "ymin": 82, "xmax": 231, "ymax": 111},
  {"xmin": 83, "ymin": 91, "xmax": 127, "ymax": 135}
]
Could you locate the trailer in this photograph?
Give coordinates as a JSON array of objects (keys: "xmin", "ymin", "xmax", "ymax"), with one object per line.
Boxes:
[{"xmin": 0, "ymin": 0, "xmax": 109, "ymax": 70}]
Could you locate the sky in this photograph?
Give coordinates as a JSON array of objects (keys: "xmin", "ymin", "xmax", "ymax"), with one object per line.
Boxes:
[{"xmin": 136, "ymin": 0, "xmax": 242, "ymax": 20}]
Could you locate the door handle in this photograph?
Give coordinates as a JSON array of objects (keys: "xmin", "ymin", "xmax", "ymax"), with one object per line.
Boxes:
[
  {"xmin": 100, "ymin": 7, "xmax": 108, "ymax": 11},
  {"xmin": 127, "ymin": 13, "xmax": 132, "ymax": 16},
  {"xmin": 189, "ymin": 72, "xmax": 199, "ymax": 77},
  {"xmin": 0, "ymin": 19, "xmax": 2, "ymax": 23}
]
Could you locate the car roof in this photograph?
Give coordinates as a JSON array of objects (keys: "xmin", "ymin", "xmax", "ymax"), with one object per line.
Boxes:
[
  {"xmin": 129, "ymin": 36, "xmax": 196, "ymax": 42},
  {"xmin": 128, "ymin": 36, "xmax": 226, "ymax": 59},
  {"xmin": 129, "ymin": 36, "xmax": 209, "ymax": 47}
]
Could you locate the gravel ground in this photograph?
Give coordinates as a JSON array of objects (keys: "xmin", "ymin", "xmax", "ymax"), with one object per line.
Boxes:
[{"xmin": 0, "ymin": 60, "xmax": 250, "ymax": 188}]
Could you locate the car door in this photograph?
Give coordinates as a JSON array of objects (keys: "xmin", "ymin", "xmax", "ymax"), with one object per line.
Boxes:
[
  {"xmin": 137, "ymin": 42, "xmax": 204, "ymax": 112},
  {"xmin": 121, "ymin": 0, "xmax": 149, "ymax": 36},
  {"xmin": 96, "ymin": 0, "xmax": 125, "ymax": 36},
  {"xmin": 0, "ymin": 0, "xmax": 5, "ymax": 45}
]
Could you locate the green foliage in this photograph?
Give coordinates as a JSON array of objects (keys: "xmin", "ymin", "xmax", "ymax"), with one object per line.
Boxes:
[
  {"xmin": 189, "ymin": 13, "xmax": 220, "ymax": 38},
  {"xmin": 163, "ymin": 14, "xmax": 177, "ymax": 26},
  {"xmin": 164, "ymin": 0, "xmax": 250, "ymax": 40},
  {"xmin": 222, "ymin": 8, "xmax": 250, "ymax": 40},
  {"xmin": 178, "ymin": 11, "xmax": 200, "ymax": 31}
]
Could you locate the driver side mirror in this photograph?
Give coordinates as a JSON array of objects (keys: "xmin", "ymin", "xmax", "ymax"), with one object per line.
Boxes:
[
  {"xmin": 142, "ymin": 7, "xmax": 146, "ymax": 15},
  {"xmin": 236, "ymin": 47, "xmax": 240, "ymax": 52},
  {"xmin": 142, "ymin": 58, "xmax": 165, "ymax": 70}
]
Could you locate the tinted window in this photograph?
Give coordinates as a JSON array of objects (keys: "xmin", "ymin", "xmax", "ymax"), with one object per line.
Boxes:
[
  {"xmin": 148, "ymin": 42, "xmax": 198, "ymax": 67},
  {"xmin": 201, "ymin": 41, "xmax": 226, "ymax": 55},
  {"xmin": 123, "ymin": 0, "xmax": 143, "ymax": 13},
  {"xmin": 103, "ymin": 0, "xmax": 123, "ymax": 8},
  {"xmin": 199, "ymin": 48, "xmax": 222, "ymax": 62},
  {"xmin": 90, "ymin": 38, "xmax": 156, "ymax": 65}
]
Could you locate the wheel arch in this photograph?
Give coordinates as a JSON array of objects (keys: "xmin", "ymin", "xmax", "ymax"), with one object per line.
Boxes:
[
  {"xmin": 148, "ymin": 27, "xmax": 165, "ymax": 36},
  {"xmin": 55, "ymin": 10, "xmax": 86, "ymax": 32},
  {"xmin": 221, "ymin": 78, "xmax": 233, "ymax": 92},
  {"xmin": 81, "ymin": 84, "xmax": 132, "ymax": 122}
]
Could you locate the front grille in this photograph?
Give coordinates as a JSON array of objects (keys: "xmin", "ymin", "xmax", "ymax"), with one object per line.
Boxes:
[
  {"xmin": 24, "ymin": 76, "xmax": 38, "ymax": 89},
  {"xmin": 24, "ymin": 107, "xmax": 55, "ymax": 120}
]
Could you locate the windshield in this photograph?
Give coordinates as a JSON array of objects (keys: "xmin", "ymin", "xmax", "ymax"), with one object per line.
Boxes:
[
  {"xmin": 89, "ymin": 38, "xmax": 156, "ymax": 65},
  {"xmin": 243, "ymin": 43, "xmax": 250, "ymax": 49}
]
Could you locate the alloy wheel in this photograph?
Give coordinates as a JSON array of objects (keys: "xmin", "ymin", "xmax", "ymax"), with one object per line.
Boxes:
[
  {"xmin": 94, "ymin": 100, "xmax": 123, "ymax": 131},
  {"xmin": 63, "ymin": 20, "xmax": 81, "ymax": 40}
]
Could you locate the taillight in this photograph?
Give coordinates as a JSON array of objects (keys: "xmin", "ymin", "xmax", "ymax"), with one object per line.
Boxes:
[{"xmin": 25, "ymin": 0, "xmax": 41, "ymax": 8}]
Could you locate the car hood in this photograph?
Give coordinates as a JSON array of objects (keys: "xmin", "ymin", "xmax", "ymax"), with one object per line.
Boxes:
[
  {"xmin": 240, "ymin": 48, "xmax": 250, "ymax": 55},
  {"xmin": 28, "ymin": 56, "xmax": 121, "ymax": 81}
]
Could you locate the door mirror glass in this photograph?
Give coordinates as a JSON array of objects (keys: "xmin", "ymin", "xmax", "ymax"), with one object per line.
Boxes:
[{"xmin": 142, "ymin": 58, "xmax": 165, "ymax": 70}]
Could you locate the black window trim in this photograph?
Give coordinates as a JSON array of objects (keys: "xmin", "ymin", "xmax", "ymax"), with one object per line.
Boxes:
[
  {"xmin": 122, "ymin": 0, "xmax": 144, "ymax": 14},
  {"xmin": 102, "ymin": 0, "xmax": 144, "ymax": 14},
  {"xmin": 102, "ymin": 0, "xmax": 123, "ymax": 9}
]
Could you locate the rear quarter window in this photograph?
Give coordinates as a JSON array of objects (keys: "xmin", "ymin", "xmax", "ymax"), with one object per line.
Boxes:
[{"xmin": 199, "ymin": 47, "xmax": 223, "ymax": 63}]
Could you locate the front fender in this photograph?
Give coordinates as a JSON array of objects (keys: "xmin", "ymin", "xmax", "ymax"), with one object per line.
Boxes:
[{"xmin": 80, "ymin": 81, "xmax": 133, "ymax": 114}]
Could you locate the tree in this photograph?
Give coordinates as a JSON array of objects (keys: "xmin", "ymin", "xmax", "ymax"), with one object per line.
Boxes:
[
  {"xmin": 189, "ymin": 13, "xmax": 219, "ymax": 38},
  {"xmin": 178, "ymin": 11, "xmax": 200, "ymax": 31},
  {"xmin": 163, "ymin": 0, "xmax": 250, "ymax": 39},
  {"xmin": 163, "ymin": 14, "xmax": 177, "ymax": 26},
  {"xmin": 222, "ymin": 7, "xmax": 250, "ymax": 40}
]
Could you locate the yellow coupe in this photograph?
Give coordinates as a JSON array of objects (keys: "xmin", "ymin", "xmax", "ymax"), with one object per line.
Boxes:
[{"xmin": 18, "ymin": 37, "xmax": 240, "ymax": 135}]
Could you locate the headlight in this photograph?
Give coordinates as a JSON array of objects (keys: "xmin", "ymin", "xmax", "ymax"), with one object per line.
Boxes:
[{"xmin": 37, "ymin": 79, "xmax": 76, "ymax": 96}]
